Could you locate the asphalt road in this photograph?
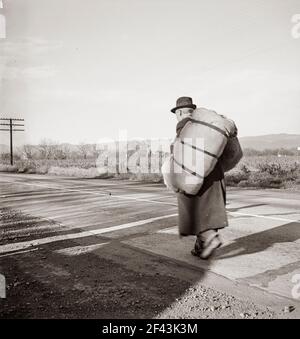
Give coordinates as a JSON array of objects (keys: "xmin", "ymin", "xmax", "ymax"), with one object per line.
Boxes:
[{"xmin": 0, "ymin": 173, "xmax": 300, "ymax": 318}]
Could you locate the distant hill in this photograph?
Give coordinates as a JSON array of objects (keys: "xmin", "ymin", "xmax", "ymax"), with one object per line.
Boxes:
[{"xmin": 239, "ymin": 134, "xmax": 300, "ymax": 151}]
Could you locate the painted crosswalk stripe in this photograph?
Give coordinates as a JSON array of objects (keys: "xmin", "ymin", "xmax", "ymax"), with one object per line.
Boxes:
[
  {"xmin": 229, "ymin": 211, "xmax": 300, "ymax": 223},
  {"xmin": 0, "ymin": 213, "xmax": 177, "ymax": 254},
  {"xmin": 54, "ymin": 242, "xmax": 109, "ymax": 256},
  {"xmin": 0, "ymin": 248, "xmax": 39, "ymax": 258}
]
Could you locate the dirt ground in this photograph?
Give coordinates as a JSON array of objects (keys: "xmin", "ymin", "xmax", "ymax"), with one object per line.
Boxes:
[{"xmin": 0, "ymin": 208, "xmax": 295, "ymax": 319}]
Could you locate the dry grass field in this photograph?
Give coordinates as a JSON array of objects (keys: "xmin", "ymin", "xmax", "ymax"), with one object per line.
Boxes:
[
  {"xmin": 1, "ymin": 153, "xmax": 299, "ymax": 190},
  {"xmin": 226, "ymin": 155, "xmax": 300, "ymax": 190}
]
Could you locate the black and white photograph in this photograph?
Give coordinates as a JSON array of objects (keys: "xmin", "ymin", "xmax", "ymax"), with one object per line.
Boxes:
[{"xmin": 0, "ymin": 0, "xmax": 300, "ymax": 323}]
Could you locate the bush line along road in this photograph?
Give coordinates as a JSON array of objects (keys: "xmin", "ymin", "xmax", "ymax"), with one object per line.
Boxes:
[
  {"xmin": 0, "ymin": 173, "xmax": 300, "ymax": 318},
  {"xmin": 1, "ymin": 154, "xmax": 299, "ymax": 190}
]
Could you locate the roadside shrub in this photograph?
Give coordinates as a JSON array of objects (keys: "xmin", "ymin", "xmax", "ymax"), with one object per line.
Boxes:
[
  {"xmin": 258, "ymin": 162, "xmax": 296, "ymax": 176},
  {"xmin": 240, "ymin": 164, "xmax": 251, "ymax": 175},
  {"xmin": 0, "ymin": 164, "xmax": 18, "ymax": 172},
  {"xmin": 249, "ymin": 172, "xmax": 285, "ymax": 189},
  {"xmin": 130, "ymin": 172, "xmax": 163, "ymax": 183},
  {"xmin": 1, "ymin": 154, "xmax": 299, "ymax": 189},
  {"xmin": 35, "ymin": 165, "xmax": 49, "ymax": 175},
  {"xmin": 225, "ymin": 169, "xmax": 250, "ymax": 186},
  {"xmin": 16, "ymin": 160, "xmax": 37, "ymax": 174},
  {"xmin": 48, "ymin": 166, "xmax": 101, "ymax": 178}
]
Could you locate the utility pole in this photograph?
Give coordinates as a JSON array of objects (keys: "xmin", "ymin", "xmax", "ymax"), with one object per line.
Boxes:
[{"xmin": 0, "ymin": 117, "xmax": 25, "ymax": 165}]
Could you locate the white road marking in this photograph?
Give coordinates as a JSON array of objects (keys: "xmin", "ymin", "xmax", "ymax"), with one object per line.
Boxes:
[
  {"xmin": 0, "ymin": 179, "xmax": 177, "ymax": 206},
  {"xmin": 229, "ymin": 211, "xmax": 300, "ymax": 224},
  {"xmin": 3, "ymin": 178, "xmax": 299, "ymax": 217},
  {"xmin": 1, "ymin": 178, "xmax": 299, "ymax": 225},
  {"xmin": 158, "ymin": 212, "xmax": 300, "ymax": 236},
  {"xmin": 0, "ymin": 248, "xmax": 38, "ymax": 258},
  {"xmin": 55, "ymin": 242, "xmax": 109, "ymax": 256},
  {"xmin": 0, "ymin": 213, "xmax": 177, "ymax": 254},
  {"xmin": 157, "ymin": 226, "xmax": 178, "ymax": 234}
]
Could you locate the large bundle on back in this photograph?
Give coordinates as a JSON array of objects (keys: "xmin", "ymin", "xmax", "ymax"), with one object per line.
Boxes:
[{"xmin": 162, "ymin": 108, "xmax": 238, "ymax": 195}]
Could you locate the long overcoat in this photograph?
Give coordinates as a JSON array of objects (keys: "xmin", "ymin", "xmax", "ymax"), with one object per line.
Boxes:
[{"xmin": 176, "ymin": 118, "xmax": 228, "ymax": 236}]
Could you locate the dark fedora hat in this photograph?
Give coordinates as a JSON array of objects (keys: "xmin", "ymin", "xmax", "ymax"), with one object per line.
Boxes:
[{"xmin": 171, "ymin": 96, "xmax": 196, "ymax": 113}]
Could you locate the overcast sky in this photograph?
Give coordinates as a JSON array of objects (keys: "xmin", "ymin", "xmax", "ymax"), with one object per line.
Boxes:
[{"xmin": 0, "ymin": 0, "xmax": 300, "ymax": 145}]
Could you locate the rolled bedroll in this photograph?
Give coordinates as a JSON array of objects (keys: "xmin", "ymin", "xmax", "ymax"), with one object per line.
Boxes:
[{"xmin": 162, "ymin": 108, "xmax": 238, "ymax": 195}]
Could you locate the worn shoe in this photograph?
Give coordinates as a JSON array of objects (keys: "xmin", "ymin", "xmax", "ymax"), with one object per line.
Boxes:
[
  {"xmin": 191, "ymin": 232, "xmax": 222, "ymax": 260},
  {"xmin": 200, "ymin": 233, "xmax": 222, "ymax": 259},
  {"xmin": 191, "ymin": 237, "xmax": 204, "ymax": 257}
]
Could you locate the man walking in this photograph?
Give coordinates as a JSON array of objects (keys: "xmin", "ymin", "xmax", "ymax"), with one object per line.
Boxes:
[{"xmin": 170, "ymin": 97, "xmax": 235, "ymax": 260}]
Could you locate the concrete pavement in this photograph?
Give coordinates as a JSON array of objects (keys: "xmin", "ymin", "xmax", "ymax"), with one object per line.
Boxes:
[{"xmin": 0, "ymin": 173, "xmax": 299, "ymax": 317}]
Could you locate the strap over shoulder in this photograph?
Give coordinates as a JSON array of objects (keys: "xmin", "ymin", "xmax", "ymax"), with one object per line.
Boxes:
[{"xmin": 176, "ymin": 117, "xmax": 190, "ymax": 136}]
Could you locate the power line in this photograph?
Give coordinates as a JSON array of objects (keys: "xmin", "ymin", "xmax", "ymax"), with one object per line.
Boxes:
[
  {"xmin": 0, "ymin": 123, "xmax": 24, "ymax": 126},
  {"xmin": 0, "ymin": 118, "xmax": 24, "ymax": 121},
  {"xmin": 0, "ymin": 117, "xmax": 25, "ymax": 165}
]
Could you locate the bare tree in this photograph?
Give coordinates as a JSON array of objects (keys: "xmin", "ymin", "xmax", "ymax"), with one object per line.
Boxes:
[
  {"xmin": 78, "ymin": 143, "xmax": 90, "ymax": 160},
  {"xmin": 39, "ymin": 139, "xmax": 56, "ymax": 159},
  {"xmin": 22, "ymin": 144, "xmax": 35, "ymax": 160},
  {"xmin": 91, "ymin": 143, "xmax": 100, "ymax": 159},
  {"xmin": 53, "ymin": 143, "xmax": 70, "ymax": 160}
]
